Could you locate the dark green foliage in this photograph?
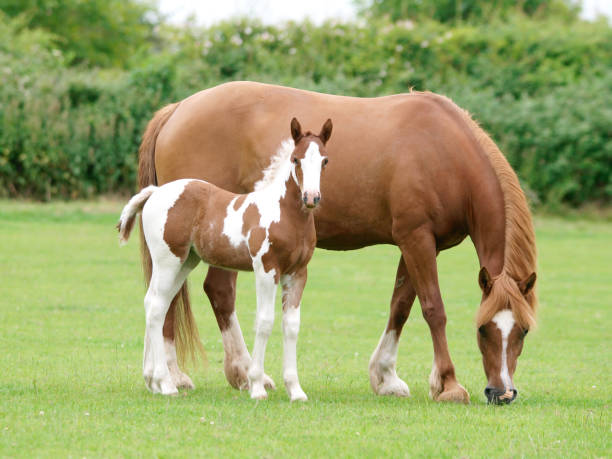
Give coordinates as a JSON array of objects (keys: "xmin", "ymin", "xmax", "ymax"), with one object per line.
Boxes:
[
  {"xmin": 0, "ymin": 0, "xmax": 158, "ymax": 67},
  {"xmin": 0, "ymin": 8, "xmax": 610, "ymax": 205},
  {"xmin": 357, "ymin": 0, "xmax": 581, "ymax": 24}
]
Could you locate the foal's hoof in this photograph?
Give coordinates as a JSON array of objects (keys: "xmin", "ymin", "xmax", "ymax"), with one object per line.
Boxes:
[
  {"xmin": 225, "ymin": 360, "xmax": 275, "ymax": 391},
  {"xmin": 250, "ymin": 385, "xmax": 268, "ymax": 400},
  {"xmin": 145, "ymin": 374, "xmax": 179, "ymax": 396},
  {"xmin": 434, "ymin": 384, "xmax": 470, "ymax": 404},
  {"xmin": 263, "ymin": 373, "xmax": 276, "ymax": 391}
]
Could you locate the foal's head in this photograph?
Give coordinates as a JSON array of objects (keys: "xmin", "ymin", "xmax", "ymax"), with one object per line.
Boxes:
[
  {"xmin": 476, "ymin": 268, "xmax": 537, "ymax": 404},
  {"xmin": 290, "ymin": 117, "xmax": 332, "ymax": 209}
]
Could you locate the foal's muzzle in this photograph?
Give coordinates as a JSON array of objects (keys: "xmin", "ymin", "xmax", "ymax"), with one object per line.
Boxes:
[
  {"xmin": 485, "ymin": 386, "xmax": 518, "ymax": 405},
  {"xmin": 303, "ymin": 191, "xmax": 321, "ymax": 209}
]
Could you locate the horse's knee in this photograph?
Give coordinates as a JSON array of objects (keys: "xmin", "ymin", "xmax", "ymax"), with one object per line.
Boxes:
[{"xmin": 421, "ymin": 301, "xmax": 446, "ymax": 327}]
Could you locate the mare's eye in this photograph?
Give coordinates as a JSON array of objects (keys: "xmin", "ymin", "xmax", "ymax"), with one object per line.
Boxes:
[
  {"xmin": 522, "ymin": 329, "xmax": 529, "ymax": 338},
  {"xmin": 322, "ymin": 158, "xmax": 329, "ymax": 166},
  {"xmin": 292, "ymin": 157, "xmax": 299, "ymax": 165},
  {"xmin": 478, "ymin": 325, "xmax": 486, "ymax": 337}
]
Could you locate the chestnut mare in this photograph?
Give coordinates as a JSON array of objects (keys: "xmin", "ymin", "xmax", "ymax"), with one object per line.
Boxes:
[
  {"xmin": 138, "ymin": 82, "xmax": 538, "ymax": 405},
  {"xmin": 119, "ymin": 118, "xmax": 332, "ymax": 401}
]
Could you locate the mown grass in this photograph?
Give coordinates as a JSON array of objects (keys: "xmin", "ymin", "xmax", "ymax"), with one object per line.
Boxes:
[{"xmin": 0, "ymin": 200, "xmax": 610, "ymax": 457}]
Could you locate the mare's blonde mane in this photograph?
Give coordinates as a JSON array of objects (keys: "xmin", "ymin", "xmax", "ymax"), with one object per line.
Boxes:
[{"xmin": 457, "ymin": 105, "xmax": 538, "ymax": 330}]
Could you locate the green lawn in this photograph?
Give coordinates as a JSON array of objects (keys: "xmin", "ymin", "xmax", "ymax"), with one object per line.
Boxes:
[{"xmin": 0, "ymin": 200, "xmax": 610, "ymax": 457}]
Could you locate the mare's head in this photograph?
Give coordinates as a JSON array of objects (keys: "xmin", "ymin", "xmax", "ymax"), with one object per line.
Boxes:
[
  {"xmin": 290, "ymin": 117, "xmax": 332, "ymax": 209},
  {"xmin": 476, "ymin": 268, "xmax": 537, "ymax": 404}
]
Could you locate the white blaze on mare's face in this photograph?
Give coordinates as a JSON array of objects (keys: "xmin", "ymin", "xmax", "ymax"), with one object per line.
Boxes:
[
  {"xmin": 300, "ymin": 141, "xmax": 326, "ymax": 196},
  {"xmin": 492, "ymin": 309, "xmax": 515, "ymax": 389}
]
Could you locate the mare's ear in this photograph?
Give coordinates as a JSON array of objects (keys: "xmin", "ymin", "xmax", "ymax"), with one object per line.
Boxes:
[
  {"xmin": 291, "ymin": 117, "xmax": 302, "ymax": 143},
  {"xmin": 319, "ymin": 118, "xmax": 333, "ymax": 145},
  {"xmin": 518, "ymin": 272, "xmax": 536, "ymax": 296},
  {"xmin": 478, "ymin": 267, "xmax": 492, "ymax": 295}
]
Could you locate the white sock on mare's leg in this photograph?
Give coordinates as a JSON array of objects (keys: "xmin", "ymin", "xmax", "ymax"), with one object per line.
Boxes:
[{"xmin": 369, "ymin": 329, "xmax": 410, "ymax": 397}]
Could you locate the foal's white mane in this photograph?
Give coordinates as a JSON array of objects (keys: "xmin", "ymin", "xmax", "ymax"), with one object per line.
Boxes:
[{"xmin": 254, "ymin": 138, "xmax": 295, "ymax": 192}]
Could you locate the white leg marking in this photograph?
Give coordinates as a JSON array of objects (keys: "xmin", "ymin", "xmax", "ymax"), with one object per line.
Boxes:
[
  {"xmin": 369, "ymin": 329, "xmax": 410, "ymax": 397},
  {"xmin": 247, "ymin": 266, "xmax": 277, "ymax": 400},
  {"xmin": 282, "ymin": 305, "xmax": 307, "ymax": 401},
  {"xmin": 428, "ymin": 360, "xmax": 443, "ymax": 399},
  {"xmin": 492, "ymin": 309, "xmax": 516, "ymax": 390},
  {"xmin": 165, "ymin": 338, "xmax": 195, "ymax": 390},
  {"xmin": 141, "ymin": 189, "xmax": 199, "ymax": 395},
  {"xmin": 281, "ymin": 274, "xmax": 307, "ymax": 401},
  {"xmin": 221, "ymin": 312, "xmax": 276, "ymax": 390}
]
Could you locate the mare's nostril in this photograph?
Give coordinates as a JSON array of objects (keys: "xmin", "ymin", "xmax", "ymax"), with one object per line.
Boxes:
[
  {"xmin": 303, "ymin": 196, "xmax": 308, "ymax": 204},
  {"xmin": 314, "ymin": 196, "xmax": 320, "ymax": 204}
]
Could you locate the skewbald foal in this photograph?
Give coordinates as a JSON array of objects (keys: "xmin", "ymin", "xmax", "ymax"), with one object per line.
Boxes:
[{"xmin": 118, "ymin": 118, "xmax": 332, "ymax": 401}]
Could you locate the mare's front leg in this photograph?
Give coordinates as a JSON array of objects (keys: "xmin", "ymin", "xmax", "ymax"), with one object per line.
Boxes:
[
  {"xmin": 396, "ymin": 226, "xmax": 469, "ymax": 403},
  {"xmin": 203, "ymin": 267, "xmax": 276, "ymax": 391},
  {"xmin": 247, "ymin": 267, "xmax": 278, "ymax": 400},
  {"xmin": 280, "ymin": 270, "xmax": 308, "ymax": 402},
  {"xmin": 369, "ymin": 256, "xmax": 415, "ymax": 397}
]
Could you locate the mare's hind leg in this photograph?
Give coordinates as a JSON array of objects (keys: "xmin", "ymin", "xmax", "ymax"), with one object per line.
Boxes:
[
  {"xmin": 396, "ymin": 227, "xmax": 469, "ymax": 404},
  {"xmin": 144, "ymin": 252, "xmax": 199, "ymax": 395},
  {"xmin": 369, "ymin": 256, "xmax": 415, "ymax": 397},
  {"xmin": 203, "ymin": 267, "xmax": 276, "ymax": 391}
]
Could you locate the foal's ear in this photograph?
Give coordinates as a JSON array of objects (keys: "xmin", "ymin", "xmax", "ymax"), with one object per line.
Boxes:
[
  {"xmin": 518, "ymin": 272, "xmax": 537, "ymax": 296},
  {"xmin": 291, "ymin": 117, "xmax": 302, "ymax": 143},
  {"xmin": 478, "ymin": 267, "xmax": 493, "ymax": 295},
  {"xmin": 319, "ymin": 118, "xmax": 333, "ymax": 145}
]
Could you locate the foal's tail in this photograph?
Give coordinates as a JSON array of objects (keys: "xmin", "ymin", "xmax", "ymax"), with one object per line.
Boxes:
[{"xmin": 117, "ymin": 186, "xmax": 157, "ymax": 245}]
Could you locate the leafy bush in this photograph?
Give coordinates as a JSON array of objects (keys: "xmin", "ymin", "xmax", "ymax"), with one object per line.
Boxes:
[{"xmin": 0, "ymin": 10, "xmax": 610, "ymax": 205}]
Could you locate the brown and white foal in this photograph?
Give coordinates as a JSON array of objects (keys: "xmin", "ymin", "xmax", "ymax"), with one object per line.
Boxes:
[{"xmin": 118, "ymin": 118, "xmax": 332, "ymax": 400}]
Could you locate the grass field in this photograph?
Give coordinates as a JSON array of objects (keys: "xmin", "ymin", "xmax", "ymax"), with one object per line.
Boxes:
[{"xmin": 0, "ymin": 200, "xmax": 610, "ymax": 457}]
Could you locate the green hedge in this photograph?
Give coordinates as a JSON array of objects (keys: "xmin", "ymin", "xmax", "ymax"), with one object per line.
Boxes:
[{"xmin": 1, "ymin": 13, "xmax": 610, "ymax": 205}]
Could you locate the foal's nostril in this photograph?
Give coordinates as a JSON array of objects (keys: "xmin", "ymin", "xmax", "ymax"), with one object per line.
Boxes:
[
  {"xmin": 303, "ymin": 195, "xmax": 308, "ymax": 204},
  {"xmin": 313, "ymin": 196, "xmax": 320, "ymax": 205}
]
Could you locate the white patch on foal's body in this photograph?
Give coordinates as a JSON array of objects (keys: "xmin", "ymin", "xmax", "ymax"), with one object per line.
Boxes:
[
  {"xmin": 492, "ymin": 309, "xmax": 515, "ymax": 389},
  {"xmin": 369, "ymin": 329, "xmax": 410, "ymax": 397}
]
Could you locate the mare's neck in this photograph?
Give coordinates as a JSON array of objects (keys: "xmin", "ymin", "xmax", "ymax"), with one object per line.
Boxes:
[{"xmin": 469, "ymin": 186, "xmax": 506, "ymax": 277}]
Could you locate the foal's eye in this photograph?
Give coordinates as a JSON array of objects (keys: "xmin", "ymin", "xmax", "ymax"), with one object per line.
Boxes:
[
  {"xmin": 292, "ymin": 157, "xmax": 299, "ymax": 165},
  {"xmin": 478, "ymin": 325, "xmax": 486, "ymax": 337},
  {"xmin": 522, "ymin": 329, "xmax": 529, "ymax": 338},
  {"xmin": 322, "ymin": 158, "xmax": 329, "ymax": 166}
]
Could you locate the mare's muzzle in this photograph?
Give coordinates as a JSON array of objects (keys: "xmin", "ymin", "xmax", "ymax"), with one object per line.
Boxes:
[{"xmin": 485, "ymin": 386, "xmax": 517, "ymax": 405}]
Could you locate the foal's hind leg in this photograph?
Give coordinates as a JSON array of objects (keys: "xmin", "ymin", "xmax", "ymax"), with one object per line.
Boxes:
[
  {"xmin": 369, "ymin": 256, "xmax": 415, "ymax": 397},
  {"xmin": 144, "ymin": 253, "xmax": 198, "ymax": 395}
]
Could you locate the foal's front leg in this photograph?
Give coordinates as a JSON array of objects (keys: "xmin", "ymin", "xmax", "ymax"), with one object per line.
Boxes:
[
  {"xmin": 280, "ymin": 270, "xmax": 308, "ymax": 401},
  {"xmin": 248, "ymin": 267, "xmax": 278, "ymax": 400}
]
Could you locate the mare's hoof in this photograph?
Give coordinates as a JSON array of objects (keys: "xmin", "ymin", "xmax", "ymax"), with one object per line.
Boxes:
[{"xmin": 434, "ymin": 384, "xmax": 470, "ymax": 404}]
